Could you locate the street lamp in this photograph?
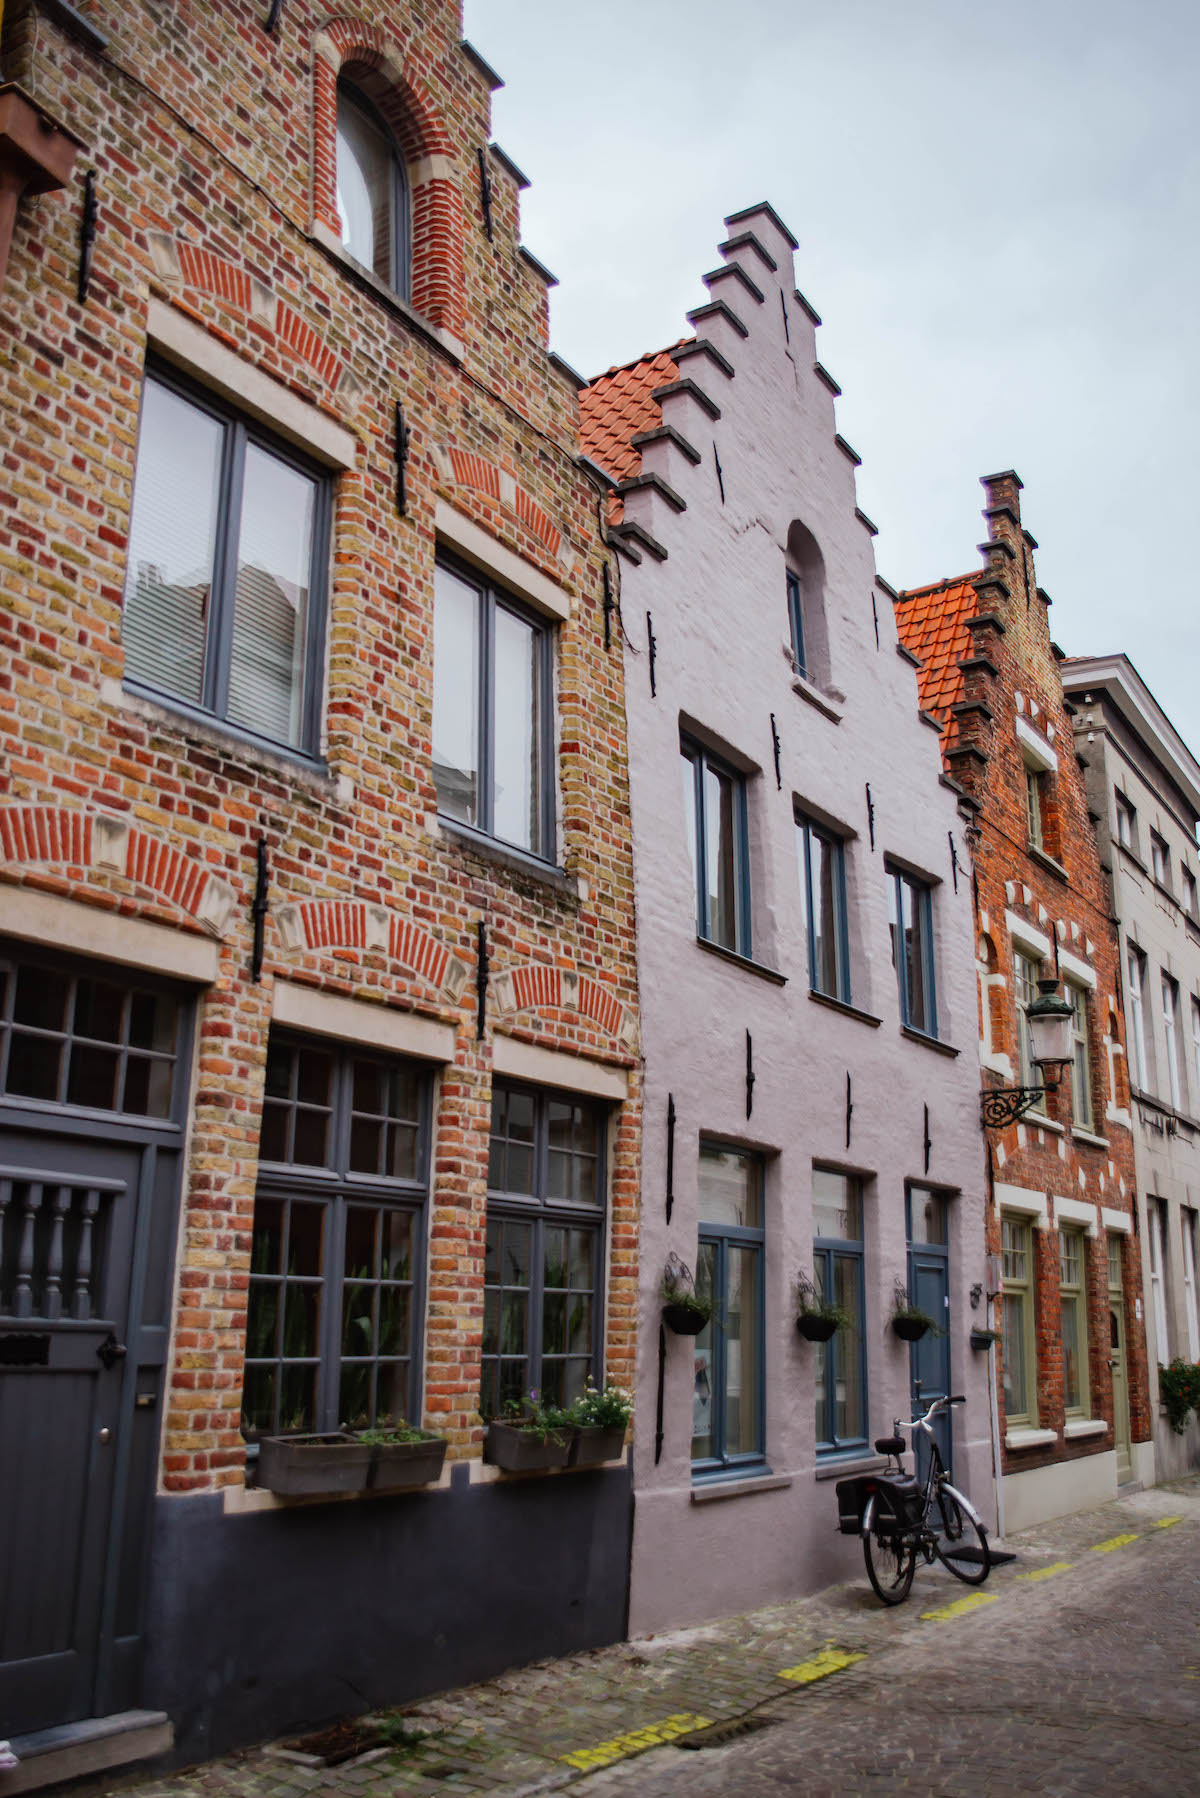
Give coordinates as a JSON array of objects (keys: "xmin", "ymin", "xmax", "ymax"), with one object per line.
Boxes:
[{"xmin": 981, "ymin": 978, "xmax": 1075, "ymax": 1129}]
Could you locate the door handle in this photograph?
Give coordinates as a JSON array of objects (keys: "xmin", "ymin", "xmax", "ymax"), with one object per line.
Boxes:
[{"xmin": 96, "ymin": 1332, "xmax": 127, "ymax": 1371}]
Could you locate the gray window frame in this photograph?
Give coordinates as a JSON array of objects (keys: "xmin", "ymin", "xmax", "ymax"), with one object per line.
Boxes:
[
  {"xmin": 887, "ymin": 863, "xmax": 938, "ymax": 1037},
  {"xmin": 1115, "ymin": 790, "xmax": 1138, "ymax": 853},
  {"xmin": 681, "ymin": 737, "xmax": 752, "ymax": 956},
  {"xmin": 797, "ymin": 811, "xmax": 850, "ymax": 1001},
  {"xmin": 482, "ymin": 1080, "xmax": 608, "ymax": 1415},
  {"xmin": 786, "ymin": 568, "xmax": 808, "ymax": 680},
  {"xmin": 243, "ymin": 1033, "xmax": 433, "ymax": 1443},
  {"xmin": 336, "ymin": 79, "xmax": 412, "ymax": 300},
  {"xmin": 692, "ymin": 1144, "xmax": 766, "ymax": 1477},
  {"xmin": 434, "ymin": 552, "xmax": 557, "ymax": 863},
  {"xmin": 123, "ymin": 361, "xmax": 331, "ymax": 761},
  {"xmin": 814, "ymin": 1171, "xmax": 867, "ymax": 1457}
]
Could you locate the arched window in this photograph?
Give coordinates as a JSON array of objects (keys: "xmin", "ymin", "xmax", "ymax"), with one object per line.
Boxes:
[
  {"xmin": 336, "ymin": 80, "xmax": 410, "ymax": 297},
  {"xmin": 785, "ymin": 521, "xmax": 829, "ymax": 685}
]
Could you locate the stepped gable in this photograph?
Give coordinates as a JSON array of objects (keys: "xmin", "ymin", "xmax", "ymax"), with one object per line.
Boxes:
[
  {"xmin": 580, "ymin": 344, "xmax": 684, "ymax": 521},
  {"xmin": 894, "ymin": 573, "xmax": 984, "ymax": 728}
]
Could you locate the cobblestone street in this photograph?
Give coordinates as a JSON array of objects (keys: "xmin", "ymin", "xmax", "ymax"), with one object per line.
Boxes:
[{"xmin": 122, "ymin": 1479, "xmax": 1200, "ymax": 1798}]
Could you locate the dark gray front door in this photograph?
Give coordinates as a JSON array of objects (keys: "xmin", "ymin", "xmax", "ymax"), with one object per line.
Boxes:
[
  {"xmin": 0, "ymin": 947, "xmax": 191, "ymax": 1737},
  {"xmin": 907, "ymin": 1187, "xmax": 951, "ymax": 1484}
]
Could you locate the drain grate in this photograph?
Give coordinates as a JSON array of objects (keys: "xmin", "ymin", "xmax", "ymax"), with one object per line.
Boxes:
[{"xmin": 673, "ymin": 1715, "xmax": 776, "ymax": 1751}]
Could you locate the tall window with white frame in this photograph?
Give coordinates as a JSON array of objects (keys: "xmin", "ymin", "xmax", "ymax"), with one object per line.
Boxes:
[
  {"xmin": 691, "ymin": 1146, "xmax": 765, "ymax": 1475},
  {"xmin": 813, "ymin": 1169, "xmax": 866, "ymax": 1456},
  {"xmin": 1161, "ymin": 973, "xmax": 1183, "ymax": 1111},
  {"xmin": 336, "ymin": 79, "xmax": 410, "ymax": 296},
  {"xmin": 1001, "ymin": 1214, "xmax": 1037, "ymax": 1428},
  {"xmin": 887, "ymin": 865, "xmax": 937, "ymax": 1037},
  {"xmin": 1015, "ymin": 952, "xmax": 1047, "ymax": 1114},
  {"xmin": 1182, "ymin": 865, "xmax": 1199, "ymax": 923},
  {"xmin": 681, "ymin": 739, "xmax": 751, "ymax": 956},
  {"xmin": 1181, "ymin": 1209, "xmax": 1200, "ymax": 1364},
  {"xmin": 1151, "ymin": 830, "xmax": 1171, "ymax": 891},
  {"xmin": 1191, "ymin": 994, "xmax": 1200, "ymax": 1100},
  {"xmin": 122, "ymin": 365, "xmax": 330, "ymax": 757},
  {"xmin": 1148, "ymin": 1196, "xmax": 1170, "ymax": 1363},
  {"xmin": 1067, "ymin": 981, "xmax": 1093, "ymax": 1131},
  {"xmin": 1114, "ymin": 790, "xmax": 1138, "ymax": 854},
  {"xmin": 1058, "ymin": 1229, "xmax": 1090, "ymax": 1420},
  {"xmin": 796, "ymin": 813, "xmax": 850, "ymax": 1002},
  {"xmin": 1025, "ymin": 766, "xmax": 1045, "ymax": 850},
  {"xmin": 432, "ymin": 557, "xmax": 556, "ymax": 860},
  {"xmin": 1127, "ymin": 945, "xmax": 1149, "ymax": 1091}
]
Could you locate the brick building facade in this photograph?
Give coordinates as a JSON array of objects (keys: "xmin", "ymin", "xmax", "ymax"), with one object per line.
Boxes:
[
  {"xmin": 0, "ymin": 0, "xmax": 639, "ymax": 1767},
  {"xmin": 895, "ymin": 475, "xmax": 1152, "ymax": 1531}
]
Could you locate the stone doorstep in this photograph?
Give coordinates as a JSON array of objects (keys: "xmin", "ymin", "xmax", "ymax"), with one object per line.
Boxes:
[{"xmin": 1, "ymin": 1712, "xmax": 172, "ymax": 1795}]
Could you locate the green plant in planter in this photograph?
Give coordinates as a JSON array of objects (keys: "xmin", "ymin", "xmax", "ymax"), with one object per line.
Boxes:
[
  {"xmin": 500, "ymin": 1393, "xmax": 576, "ymax": 1445},
  {"xmin": 660, "ymin": 1256, "xmax": 716, "ymax": 1335},
  {"xmin": 1158, "ymin": 1358, "xmax": 1200, "ymax": 1434},
  {"xmin": 888, "ymin": 1278, "xmax": 944, "ymax": 1341},
  {"xmin": 346, "ymin": 1414, "xmax": 439, "ymax": 1446},
  {"xmin": 571, "ymin": 1379, "xmax": 633, "ymax": 1430},
  {"xmin": 795, "ymin": 1270, "xmax": 852, "ymax": 1340}
]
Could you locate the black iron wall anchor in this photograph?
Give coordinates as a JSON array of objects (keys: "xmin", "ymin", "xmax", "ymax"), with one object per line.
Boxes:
[
  {"xmin": 923, "ymin": 1103, "xmax": 932, "ymax": 1175},
  {"xmin": 865, "ymin": 782, "xmax": 876, "ymax": 850},
  {"xmin": 972, "ymin": 866, "xmax": 981, "ymax": 919},
  {"xmin": 263, "ymin": 0, "xmax": 285, "ymax": 32},
  {"xmin": 251, "ymin": 837, "xmax": 269, "ymax": 984},
  {"xmin": 770, "ymin": 713, "xmax": 782, "ymax": 790},
  {"xmin": 845, "ymin": 1071, "xmax": 853, "ymax": 1150},
  {"xmin": 654, "ymin": 1323, "xmax": 666, "ymax": 1465},
  {"xmin": 77, "ymin": 170, "xmax": 98, "ymax": 306},
  {"xmin": 602, "ymin": 562, "xmax": 615, "ymax": 652},
  {"xmin": 745, "ymin": 1029, "xmax": 755, "ymax": 1119},
  {"xmin": 646, "ymin": 611, "xmax": 658, "ymax": 697},
  {"xmin": 713, "ymin": 441, "xmax": 726, "ymax": 505},
  {"xmin": 948, "ymin": 830, "xmax": 959, "ymax": 893},
  {"xmin": 871, "ymin": 590, "xmax": 880, "ymax": 649},
  {"xmin": 779, "ymin": 289, "xmax": 790, "ymax": 344},
  {"xmin": 475, "ymin": 918, "xmax": 489, "ymax": 1039},
  {"xmin": 666, "ymin": 1092, "xmax": 676, "ymax": 1224},
  {"xmin": 394, "ymin": 402, "xmax": 412, "ymax": 516},
  {"xmin": 476, "ymin": 146, "xmax": 494, "ymax": 241}
]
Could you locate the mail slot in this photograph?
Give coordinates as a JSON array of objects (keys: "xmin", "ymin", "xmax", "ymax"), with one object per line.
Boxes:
[{"xmin": 0, "ymin": 1332, "xmax": 52, "ymax": 1367}]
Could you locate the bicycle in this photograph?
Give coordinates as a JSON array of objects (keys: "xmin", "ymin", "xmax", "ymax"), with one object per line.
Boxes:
[{"xmin": 835, "ymin": 1394, "xmax": 991, "ymax": 1606}]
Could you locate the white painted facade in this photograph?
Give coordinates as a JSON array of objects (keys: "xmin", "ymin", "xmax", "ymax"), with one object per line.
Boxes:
[{"xmin": 587, "ymin": 206, "xmax": 993, "ymax": 1634}]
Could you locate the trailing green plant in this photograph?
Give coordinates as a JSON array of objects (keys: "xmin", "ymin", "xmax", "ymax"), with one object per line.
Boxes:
[
  {"xmin": 659, "ymin": 1260, "xmax": 716, "ymax": 1324},
  {"xmin": 795, "ymin": 1270, "xmax": 852, "ymax": 1331},
  {"xmin": 499, "ymin": 1392, "xmax": 576, "ymax": 1444},
  {"xmin": 1158, "ymin": 1358, "xmax": 1200, "ymax": 1434},
  {"xmin": 888, "ymin": 1278, "xmax": 944, "ymax": 1337},
  {"xmin": 346, "ymin": 1414, "xmax": 437, "ymax": 1446},
  {"xmin": 572, "ymin": 1379, "xmax": 633, "ymax": 1429}
]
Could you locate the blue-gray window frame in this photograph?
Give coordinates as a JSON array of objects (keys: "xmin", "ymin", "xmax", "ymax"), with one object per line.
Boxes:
[
  {"xmin": 798, "ymin": 812, "xmax": 850, "ymax": 1001},
  {"xmin": 888, "ymin": 864, "xmax": 938, "ymax": 1037},
  {"xmin": 435, "ymin": 552, "xmax": 557, "ymax": 864},
  {"xmin": 786, "ymin": 568, "xmax": 807, "ymax": 680},
  {"xmin": 814, "ymin": 1205, "xmax": 867, "ymax": 1457},
  {"xmin": 693, "ymin": 1147, "xmax": 767, "ymax": 1478},
  {"xmin": 124, "ymin": 359, "xmax": 332, "ymax": 762},
  {"xmin": 337, "ymin": 79, "xmax": 412, "ymax": 301},
  {"xmin": 681, "ymin": 737, "xmax": 752, "ymax": 956},
  {"xmin": 244, "ymin": 1032, "xmax": 433, "ymax": 1443},
  {"xmin": 482, "ymin": 1080, "xmax": 608, "ymax": 1413}
]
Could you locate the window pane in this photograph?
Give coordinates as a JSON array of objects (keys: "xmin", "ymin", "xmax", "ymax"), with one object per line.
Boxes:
[
  {"xmin": 832, "ymin": 1252, "xmax": 863, "ymax": 1442},
  {"xmin": 13, "ymin": 964, "xmax": 69, "ymax": 1032},
  {"xmin": 336, "ymin": 87, "xmax": 393, "ymax": 281},
  {"xmin": 493, "ymin": 605, "xmax": 541, "ymax": 853},
  {"xmin": 691, "ymin": 1242, "xmax": 716, "ymax": 1460},
  {"xmin": 1003, "ymin": 1292, "xmax": 1028, "ymax": 1418},
  {"xmin": 698, "ymin": 1146, "xmax": 761, "ymax": 1228},
  {"xmin": 725, "ymin": 1246, "xmax": 760, "ymax": 1455},
  {"xmin": 66, "ymin": 1043, "xmax": 120, "ymax": 1110},
  {"xmin": 73, "ymin": 977, "xmax": 124, "ymax": 1043},
  {"xmin": 226, "ymin": 444, "xmax": 314, "ymax": 748},
  {"xmin": 681, "ymin": 751, "xmax": 699, "ymax": 932},
  {"xmin": 704, "ymin": 761, "xmax": 738, "ymax": 950},
  {"xmin": 7, "ymin": 1033, "xmax": 62, "ymax": 1100},
  {"xmin": 288, "ymin": 1202, "xmax": 324, "ymax": 1277},
  {"xmin": 813, "ymin": 1168, "xmax": 861, "ymax": 1241},
  {"xmin": 809, "ymin": 829, "xmax": 841, "ymax": 996},
  {"xmin": 902, "ymin": 878, "xmax": 929, "ymax": 1032},
  {"xmin": 129, "ymin": 989, "xmax": 177, "ymax": 1053},
  {"xmin": 122, "ymin": 377, "xmax": 222, "ymax": 706},
  {"xmin": 909, "ymin": 1189, "xmax": 948, "ymax": 1246},
  {"xmin": 1061, "ymin": 1294, "xmax": 1082, "ymax": 1411},
  {"xmin": 433, "ymin": 565, "xmax": 480, "ymax": 826}
]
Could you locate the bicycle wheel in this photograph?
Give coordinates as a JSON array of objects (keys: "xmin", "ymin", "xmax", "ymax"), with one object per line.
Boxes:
[
  {"xmin": 932, "ymin": 1485, "xmax": 990, "ymax": 1585},
  {"xmin": 863, "ymin": 1489, "xmax": 916, "ymax": 1606}
]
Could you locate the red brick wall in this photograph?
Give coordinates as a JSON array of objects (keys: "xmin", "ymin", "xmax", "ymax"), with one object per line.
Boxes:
[{"xmin": 0, "ymin": 0, "xmax": 640, "ymax": 1490}]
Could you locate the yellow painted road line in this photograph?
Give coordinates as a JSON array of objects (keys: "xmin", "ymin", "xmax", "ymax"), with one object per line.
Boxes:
[
  {"xmin": 560, "ymin": 1713, "xmax": 713, "ymax": 1771},
  {"xmin": 778, "ymin": 1648, "xmax": 867, "ymax": 1685},
  {"xmin": 1153, "ymin": 1516, "xmax": 1183, "ymax": 1529},
  {"xmin": 921, "ymin": 1592, "xmax": 999, "ymax": 1622},
  {"xmin": 1090, "ymin": 1532, "xmax": 1140, "ymax": 1553},
  {"xmin": 1016, "ymin": 1561, "xmax": 1073, "ymax": 1582}
]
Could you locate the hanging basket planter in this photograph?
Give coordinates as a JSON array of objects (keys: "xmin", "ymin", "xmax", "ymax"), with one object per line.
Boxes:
[
  {"xmin": 969, "ymin": 1327, "xmax": 1001, "ymax": 1352},
  {"xmin": 663, "ymin": 1299, "xmax": 711, "ymax": 1336},
  {"xmin": 891, "ymin": 1314, "xmax": 932, "ymax": 1343},
  {"xmin": 796, "ymin": 1313, "xmax": 839, "ymax": 1343}
]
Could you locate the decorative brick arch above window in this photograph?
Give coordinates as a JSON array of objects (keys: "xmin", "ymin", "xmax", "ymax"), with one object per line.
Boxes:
[
  {"xmin": 0, "ymin": 804, "xmax": 236, "ymax": 936},
  {"xmin": 312, "ymin": 20, "xmax": 465, "ymax": 339},
  {"xmin": 492, "ymin": 962, "xmax": 638, "ymax": 1054},
  {"xmin": 274, "ymin": 897, "xmax": 468, "ymax": 1004},
  {"xmin": 433, "ymin": 445, "xmax": 571, "ymax": 571}
]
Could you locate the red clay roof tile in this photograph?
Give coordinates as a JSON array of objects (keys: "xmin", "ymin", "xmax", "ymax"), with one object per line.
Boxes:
[
  {"xmin": 894, "ymin": 573, "xmax": 985, "ymax": 729},
  {"xmin": 580, "ymin": 344, "xmax": 689, "ymax": 523}
]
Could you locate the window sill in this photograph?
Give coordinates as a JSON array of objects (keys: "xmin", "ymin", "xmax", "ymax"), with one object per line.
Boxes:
[
  {"xmin": 1028, "ymin": 845, "xmax": 1069, "ymax": 885},
  {"xmin": 690, "ymin": 1471, "xmax": 790, "ymax": 1503},
  {"xmin": 900, "ymin": 1025, "xmax": 959, "ymax": 1058},
  {"xmin": 1117, "ymin": 841, "xmax": 1149, "ymax": 878},
  {"xmin": 1005, "ymin": 1427, "xmax": 1057, "ymax": 1451},
  {"xmin": 814, "ymin": 1452, "xmax": 882, "ymax": 1480},
  {"xmin": 1022, "ymin": 1111, "xmax": 1062, "ymax": 1134},
  {"xmin": 1064, "ymin": 1418, "xmax": 1108, "ymax": 1440},
  {"xmin": 433, "ymin": 815, "xmax": 582, "ymax": 898},
  {"xmin": 791, "ymin": 675, "xmax": 843, "ymax": 724},
  {"xmin": 808, "ymin": 990, "xmax": 881, "ymax": 1028},
  {"xmin": 695, "ymin": 937, "xmax": 788, "ymax": 985},
  {"xmin": 1071, "ymin": 1127, "xmax": 1109, "ymax": 1150},
  {"xmin": 311, "ymin": 219, "xmax": 465, "ymax": 363},
  {"xmin": 110, "ymin": 680, "xmax": 346, "ymax": 799}
]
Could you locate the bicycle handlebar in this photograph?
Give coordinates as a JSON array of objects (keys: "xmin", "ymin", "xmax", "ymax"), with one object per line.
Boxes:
[{"xmin": 893, "ymin": 1393, "xmax": 966, "ymax": 1432}]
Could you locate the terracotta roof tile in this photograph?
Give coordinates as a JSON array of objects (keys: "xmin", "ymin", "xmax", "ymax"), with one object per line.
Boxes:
[
  {"xmin": 893, "ymin": 573, "xmax": 985, "ymax": 729},
  {"xmin": 580, "ymin": 344, "xmax": 687, "ymax": 523}
]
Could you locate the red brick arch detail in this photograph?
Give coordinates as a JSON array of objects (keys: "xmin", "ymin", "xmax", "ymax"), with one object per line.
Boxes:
[
  {"xmin": 446, "ymin": 451, "xmax": 564, "ymax": 563},
  {"xmin": 505, "ymin": 964, "xmax": 632, "ymax": 1048},
  {"xmin": 288, "ymin": 899, "xmax": 451, "ymax": 992},
  {"xmin": 171, "ymin": 244, "xmax": 345, "ymax": 394},
  {"xmin": 312, "ymin": 20, "xmax": 464, "ymax": 338},
  {"xmin": 0, "ymin": 804, "xmax": 219, "ymax": 924}
]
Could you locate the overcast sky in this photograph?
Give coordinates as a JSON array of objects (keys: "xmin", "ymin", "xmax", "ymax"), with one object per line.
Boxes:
[{"xmin": 465, "ymin": 0, "xmax": 1200, "ymax": 770}]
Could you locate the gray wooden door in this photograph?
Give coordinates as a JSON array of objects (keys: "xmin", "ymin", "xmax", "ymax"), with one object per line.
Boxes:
[
  {"xmin": 0, "ymin": 948, "xmax": 190, "ymax": 1737},
  {"xmin": 907, "ymin": 1187, "xmax": 951, "ymax": 1484}
]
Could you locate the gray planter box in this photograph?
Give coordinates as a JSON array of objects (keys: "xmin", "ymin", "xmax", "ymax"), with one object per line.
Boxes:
[
  {"xmin": 365, "ymin": 1433, "xmax": 448, "ymax": 1491},
  {"xmin": 484, "ymin": 1421, "xmax": 573, "ymax": 1472},
  {"xmin": 570, "ymin": 1425, "xmax": 626, "ymax": 1467},
  {"xmin": 256, "ymin": 1433, "xmax": 372, "ymax": 1496}
]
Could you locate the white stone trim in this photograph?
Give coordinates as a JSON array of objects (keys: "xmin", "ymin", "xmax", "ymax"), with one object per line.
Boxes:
[
  {"xmin": 435, "ymin": 502, "xmax": 571, "ymax": 622},
  {"xmin": 1015, "ymin": 713, "xmax": 1058, "ymax": 773},
  {"xmin": 1006, "ymin": 910, "xmax": 1052, "ymax": 960},
  {"xmin": 146, "ymin": 300, "xmax": 358, "ymax": 468},
  {"xmin": 1064, "ymin": 1418, "xmax": 1108, "ymax": 1440},
  {"xmin": 492, "ymin": 1034, "xmax": 629, "ymax": 1102},
  {"xmin": 1101, "ymin": 1207, "xmax": 1133, "ymax": 1235},
  {"xmin": 1006, "ymin": 1427, "xmax": 1058, "ymax": 1450},
  {"xmin": 1054, "ymin": 1195, "xmax": 1099, "ymax": 1237},
  {"xmin": 271, "ymin": 981, "xmax": 456, "ymax": 1062},
  {"xmin": 1059, "ymin": 948, "xmax": 1097, "ymax": 991},
  {"xmin": 410, "ymin": 154, "xmax": 458, "ymax": 185},
  {"xmin": 0, "ymin": 886, "xmax": 219, "ymax": 982},
  {"xmin": 995, "ymin": 1183, "xmax": 1050, "ymax": 1229}
]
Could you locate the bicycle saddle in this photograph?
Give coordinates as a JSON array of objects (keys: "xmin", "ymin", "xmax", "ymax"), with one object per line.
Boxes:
[{"xmin": 875, "ymin": 1435, "xmax": 905, "ymax": 1457}]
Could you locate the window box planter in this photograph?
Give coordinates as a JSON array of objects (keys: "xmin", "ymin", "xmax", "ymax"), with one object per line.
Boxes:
[
  {"xmin": 796, "ymin": 1313, "xmax": 839, "ymax": 1343},
  {"xmin": 484, "ymin": 1421, "xmax": 573, "ymax": 1472},
  {"xmin": 891, "ymin": 1315, "xmax": 931, "ymax": 1343},
  {"xmin": 663, "ymin": 1299, "xmax": 710, "ymax": 1336},
  {"xmin": 569, "ymin": 1424, "xmax": 626, "ymax": 1466},
  {"xmin": 256, "ymin": 1432, "xmax": 373, "ymax": 1496},
  {"xmin": 364, "ymin": 1432, "xmax": 448, "ymax": 1491}
]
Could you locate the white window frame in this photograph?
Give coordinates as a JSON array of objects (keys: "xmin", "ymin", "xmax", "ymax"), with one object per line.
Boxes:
[
  {"xmin": 1161, "ymin": 972, "xmax": 1182, "ymax": 1111},
  {"xmin": 1191, "ymin": 994, "xmax": 1200, "ymax": 1101},
  {"xmin": 1151, "ymin": 831, "xmax": 1171, "ymax": 890},
  {"xmin": 1127, "ymin": 945, "xmax": 1148, "ymax": 1090},
  {"xmin": 1148, "ymin": 1196, "xmax": 1170, "ymax": 1363},
  {"xmin": 1115, "ymin": 790, "xmax": 1137, "ymax": 853},
  {"xmin": 1067, "ymin": 978, "xmax": 1092, "ymax": 1131},
  {"xmin": 1182, "ymin": 1207, "xmax": 1200, "ymax": 1364}
]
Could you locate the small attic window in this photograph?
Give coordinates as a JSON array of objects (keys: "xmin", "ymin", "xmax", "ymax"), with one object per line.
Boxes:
[{"xmin": 336, "ymin": 81, "xmax": 410, "ymax": 298}]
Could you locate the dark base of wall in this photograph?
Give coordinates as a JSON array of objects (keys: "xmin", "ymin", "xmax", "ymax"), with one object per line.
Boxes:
[{"xmin": 143, "ymin": 1461, "xmax": 633, "ymax": 1765}]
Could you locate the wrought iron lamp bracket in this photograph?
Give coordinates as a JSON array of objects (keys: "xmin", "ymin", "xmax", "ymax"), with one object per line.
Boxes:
[{"xmin": 980, "ymin": 1070, "xmax": 1064, "ymax": 1131}]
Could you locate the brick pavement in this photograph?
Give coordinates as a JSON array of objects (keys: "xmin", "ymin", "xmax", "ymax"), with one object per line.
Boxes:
[{"xmin": 116, "ymin": 1477, "xmax": 1200, "ymax": 1798}]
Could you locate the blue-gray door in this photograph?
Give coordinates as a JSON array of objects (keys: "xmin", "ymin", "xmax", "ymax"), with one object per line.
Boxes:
[
  {"xmin": 0, "ymin": 948, "xmax": 191, "ymax": 1737},
  {"xmin": 907, "ymin": 1187, "xmax": 951, "ymax": 1484}
]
